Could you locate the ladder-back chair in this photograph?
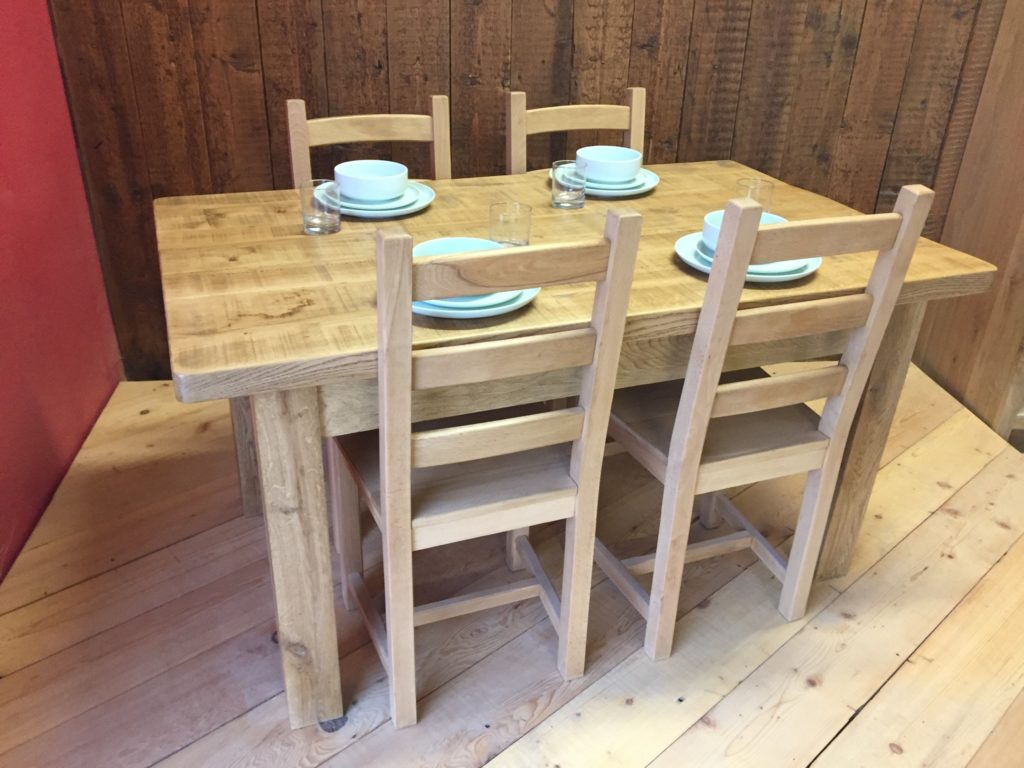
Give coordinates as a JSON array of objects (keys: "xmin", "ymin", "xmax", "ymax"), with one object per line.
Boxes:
[
  {"xmin": 506, "ymin": 87, "xmax": 646, "ymax": 174},
  {"xmin": 596, "ymin": 186, "xmax": 933, "ymax": 660},
  {"xmin": 333, "ymin": 209, "xmax": 642, "ymax": 726},
  {"xmin": 286, "ymin": 96, "xmax": 452, "ymax": 187}
]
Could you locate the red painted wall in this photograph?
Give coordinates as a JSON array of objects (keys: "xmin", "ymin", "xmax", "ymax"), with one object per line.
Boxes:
[{"xmin": 0, "ymin": 0, "xmax": 122, "ymax": 578}]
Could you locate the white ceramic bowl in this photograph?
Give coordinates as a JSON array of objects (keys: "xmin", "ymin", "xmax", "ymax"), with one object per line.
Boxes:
[
  {"xmin": 334, "ymin": 160, "xmax": 408, "ymax": 202},
  {"xmin": 574, "ymin": 146, "xmax": 642, "ymax": 184},
  {"xmin": 702, "ymin": 210, "xmax": 786, "ymax": 252}
]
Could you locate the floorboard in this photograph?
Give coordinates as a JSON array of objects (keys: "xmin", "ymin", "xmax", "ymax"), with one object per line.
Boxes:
[{"xmin": 0, "ymin": 368, "xmax": 1021, "ymax": 768}]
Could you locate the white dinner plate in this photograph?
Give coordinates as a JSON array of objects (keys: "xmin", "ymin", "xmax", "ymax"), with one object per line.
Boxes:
[
  {"xmin": 412, "ymin": 288, "xmax": 541, "ymax": 319},
  {"xmin": 582, "ymin": 169, "xmax": 660, "ymax": 199},
  {"xmin": 674, "ymin": 232, "xmax": 822, "ymax": 283},
  {"xmin": 315, "ymin": 181, "xmax": 435, "ymax": 219},
  {"xmin": 315, "ymin": 182, "xmax": 419, "ymax": 211}
]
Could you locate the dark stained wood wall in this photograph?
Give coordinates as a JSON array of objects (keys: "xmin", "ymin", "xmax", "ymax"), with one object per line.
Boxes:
[{"xmin": 50, "ymin": 0, "xmax": 1006, "ymax": 378}]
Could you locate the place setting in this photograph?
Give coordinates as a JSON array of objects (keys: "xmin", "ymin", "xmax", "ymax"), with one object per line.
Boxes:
[
  {"xmin": 549, "ymin": 145, "xmax": 660, "ymax": 206},
  {"xmin": 674, "ymin": 179, "xmax": 822, "ymax": 283},
  {"xmin": 411, "ymin": 200, "xmax": 541, "ymax": 320},
  {"xmin": 303, "ymin": 159, "xmax": 435, "ymax": 229}
]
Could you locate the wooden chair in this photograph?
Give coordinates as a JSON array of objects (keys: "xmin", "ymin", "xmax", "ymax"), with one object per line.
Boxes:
[
  {"xmin": 506, "ymin": 87, "xmax": 646, "ymax": 174},
  {"xmin": 331, "ymin": 209, "xmax": 643, "ymax": 727},
  {"xmin": 595, "ymin": 186, "xmax": 934, "ymax": 661},
  {"xmin": 286, "ymin": 96, "xmax": 452, "ymax": 187}
]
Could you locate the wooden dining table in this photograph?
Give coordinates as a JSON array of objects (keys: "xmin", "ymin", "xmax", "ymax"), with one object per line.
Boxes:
[{"xmin": 155, "ymin": 160, "xmax": 994, "ymax": 729}]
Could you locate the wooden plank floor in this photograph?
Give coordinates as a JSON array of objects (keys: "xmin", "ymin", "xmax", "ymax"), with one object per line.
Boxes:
[{"xmin": 1, "ymin": 369, "xmax": 1022, "ymax": 767}]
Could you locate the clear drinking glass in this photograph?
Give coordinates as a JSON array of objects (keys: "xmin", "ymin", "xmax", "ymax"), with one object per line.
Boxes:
[
  {"xmin": 551, "ymin": 160, "xmax": 586, "ymax": 209},
  {"xmin": 489, "ymin": 201, "xmax": 532, "ymax": 246},
  {"xmin": 735, "ymin": 178, "xmax": 774, "ymax": 212},
  {"xmin": 299, "ymin": 179, "xmax": 342, "ymax": 235}
]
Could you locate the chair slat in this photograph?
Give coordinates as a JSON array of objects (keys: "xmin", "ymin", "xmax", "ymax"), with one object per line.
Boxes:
[
  {"xmin": 412, "ymin": 328, "xmax": 596, "ymax": 390},
  {"xmin": 526, "ymin": 104, "xmax": 632, "ymax": 135},
  {"xmin": 410, "ymin": 408, "xmax": 585, "ymax": 468},
  {"xmin": 711, "ymin": 365, "xmax": 848, "ymax": 418},
  {"xmin": 750, "ymin": 213, "xmax": 902, "ymax": 264},
  {"xmin": 731, "ymin": 293, "xmax": 873, "ymax": 346},
  {"xmin": 307, "ymin": 113, "xmax": 434, "ymax": 146},
  {"xmin": 411, "ymin": 239, "xmax": 609, "ymax": 301}
]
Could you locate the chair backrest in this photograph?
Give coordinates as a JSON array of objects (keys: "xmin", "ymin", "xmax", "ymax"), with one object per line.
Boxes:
[
  {"xmin": 286, "ymin": 96, "xmax": 452, "ymax": 187},
  {"xmin": 662, "ymin": 185, "xmax": 934, "ymax": 501},
  {"xmin": 506, "ymin": 88, "xmax": 646, "ymax": 174},
  {"xmin": 374, "ymin": 209, "xmax": 642, "ymax": 529}
]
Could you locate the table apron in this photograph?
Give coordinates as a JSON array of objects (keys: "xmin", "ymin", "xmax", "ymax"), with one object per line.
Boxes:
[{"xmin": 318, "ymin": 328, "xmax": 851, "ymax": 436}]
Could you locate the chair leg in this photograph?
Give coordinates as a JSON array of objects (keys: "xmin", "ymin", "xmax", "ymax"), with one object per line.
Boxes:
[
  {"xmin": 383, "ymin": 527, "xmax": 418, "ymax": 728},
  {"xmin": 557, "ymin": 513, "xmax": 598, "ymax": 679},
  {"xmin": 325, "ymin": 438, "xmax": 362, "ymax": 611},
  {"xmin": 644, "ymin": 493, "xmax": 697, "ymax": 660},
  {"xmin": 779, "ymin": 468, "xmax": 836, "ymax": 620},
  {"xmin": 696, "ymin": 493, "xmax": 721, "ymax": 529},
  {"xmin": 506, "ymin": 528, "xmax": 529, "ymax": 570}
]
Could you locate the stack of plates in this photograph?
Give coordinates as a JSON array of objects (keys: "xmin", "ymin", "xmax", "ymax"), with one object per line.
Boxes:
[
  {"xmin": 674, "ymin": 232, "xmax": 822, "ymax": 283},
  {"xmin": 411, "ymin": 237, "xmax": 541, "ymax": 319},
  {"xmin": 551, "ymin": 164, "xmax": 660, "ymax": 199},
  {"xmin": 314, "ymin": 181, "xmax": 435, "ymax": 219}
]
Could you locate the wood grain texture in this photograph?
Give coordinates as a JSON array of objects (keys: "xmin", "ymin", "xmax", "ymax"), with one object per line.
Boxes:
[
  {"xmin": 323, "ymin": 0, "xmax": 392, "ymax": 168},
  {"xmin": 385, "ymin": 0, "xmax": 450, "ymax": 178},
  {"xmin": 914, "ymin": 0, "xmax": 1024, "ymax": 437},
  {"xmin": 256, "ymin": 0, "xmax": 329, "ymax": 188},
  {"xmin": 826, "ymin": 0, "xmax": 923, "ymax": 212},
  {"xmin": 121, "ymin": 0, "xmax": 213, "ymax": 198},
  {"xmin": 450, "ymin": 0, "xmax": 511, "ymax": 178},
  {"xmin": 572, "ymin": 0, "xmax": 637, "ymax": 150},
  {"xmin": 778, "ymin": 0, "xmax": 866, "ymax": 194},
  {"xmin": 156, "ymin": 162, "xmax": 993, "ymax": 404},
  {"xmin": 677, "ymin": 0, "xmax": 753, "ymax": 161},
  {"xmin": 49, "ymin": 0, "xmax": 168, "ymax": 378},
  {"xmin": 925, "ymin": 0, "xmax": 1006, "ymax": 238},
  {"xmin": 732, "ymin": 0, "xmax": 809, "ymax": 176},
  {"xmin": 511, "ymin": 0, "xmax": 574, "ymax": 170},
  {"xmin": 251, "ymin": 387, "xmax": 343, "ymax": 727},
  {"xmin": 627, "ymin": 0, "xmax": 694, "ymax": 163},
  {"xmin": 190, "ymin": 0, "xmax": 275, "ymax": 192},
  {"xmin": 874, "ymin": 0, "xmax": 978, "ymax": 214}
]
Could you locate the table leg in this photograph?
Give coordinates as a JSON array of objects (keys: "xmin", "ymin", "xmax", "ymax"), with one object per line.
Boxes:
[
  {"xmin": 817, "ymin": 302, "xmax": 928, "ymax": 579},
  {"xmin": 251, "ymin": 388, "xmax": 344, "ymax": 729},
  {"xmin": 229, "ymin": 397, "xmax": 264, "ymax": 517}
]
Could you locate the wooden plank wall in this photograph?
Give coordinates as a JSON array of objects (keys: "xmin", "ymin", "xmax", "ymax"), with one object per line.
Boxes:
[{"xmin": 49, "ymin": 0, "xmax": 1006, "ymax": 378}]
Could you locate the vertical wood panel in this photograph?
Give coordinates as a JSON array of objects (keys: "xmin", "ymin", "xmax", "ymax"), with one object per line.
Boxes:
[
  {"xmin": 386, "ymin": 0, "xmax": 451, "ymax": 178},
  {"xmin": 627, "ymin": 0, "xmax": 694, "ymax": 163},
  {"xmin": 322, "ymin": 0, "xmax": 391, "ymax": 168},
  {"xmin": 49, "ymin": 0, "xmax": 168, "ymax": 379},
  {"xmin": 732, "ymin": 0, "xmax": 809, "ymax": 177},
  {"xmin": 511, "ymin": 0, "xmax": 573, "ymax": 170},
  {"xmin": 190, "ymin": 0, "xmax": 274, "ymax": 192},
  {"xmin": 256, "ymin": 0, "xmax": 329, "ymax": 188},
  {"xmin": 572, "ymin": 0, "xmax": 637, "ymax": 151},
  {"xmin": 778, "ymin": 0, "xmax": 866, "ymax": 194},
  {"xmin": 874, "ymin": 0, "xmax": 978, "ymax": 214},
  {"xmin": 121, "ymin": 0, "xmax": 213, "ymax": 198},
  {"xmin": 677, "ymin": 0, "xmax": 753, "ymax": 161},
  {"xmin": 924, "ymin": 0, "xmax": 1006, "ymax": 238},
  {"xmin": 826, "ymin": 0, "xmax": 924, "ymax": 211},
  {"xmin": 451, "ymin": 0, "xmax": 512, "ymax": 177}
]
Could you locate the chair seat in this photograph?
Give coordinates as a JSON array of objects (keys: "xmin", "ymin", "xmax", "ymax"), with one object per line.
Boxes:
[
  {"xmin": 608, "ymin": 379, "xmax": 830, "ymax": 493},
  {"xmin": 338, "ymin": 432, "xmax": 577, "ymax": 551}
]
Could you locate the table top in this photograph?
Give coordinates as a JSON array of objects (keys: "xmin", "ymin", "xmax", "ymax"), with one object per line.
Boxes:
[{"xmin": 156, "ymin": 161, "xmax": 995, "ymax": 403}]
